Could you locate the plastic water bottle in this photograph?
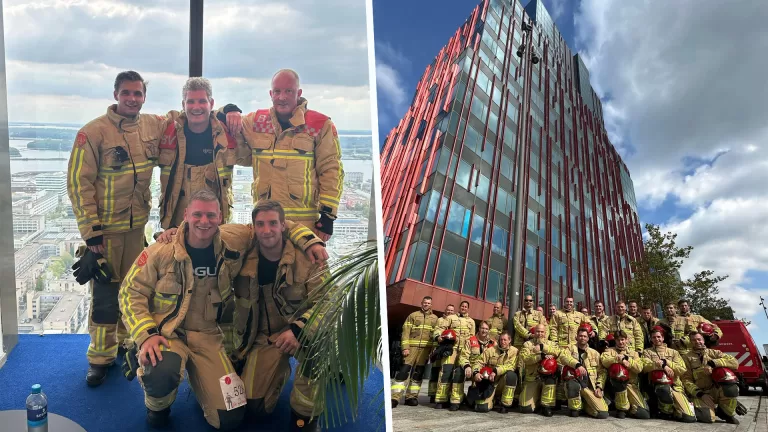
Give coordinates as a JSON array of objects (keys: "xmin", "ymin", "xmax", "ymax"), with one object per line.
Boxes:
[{"xmin": 26, "ymin": 384, "xmax": 48, "ymax": 432}]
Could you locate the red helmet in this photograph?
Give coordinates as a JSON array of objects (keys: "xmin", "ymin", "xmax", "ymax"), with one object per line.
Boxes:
[
  {"xmin": 609, "ymin": 363, "xmax": 629, "ymax": 382},
  {"xmin": 479, "ymin": 366, "xmax": 494, "ymax": 380},
  {"xmin": 529, "ymin": 326, "xmax": 536, "ymax": 334},
  {"xmin": 561, "ymin": 366, "xmax": 581, "ymax": 381},
  {"xmin": 441, "ymin": 329, "xmax": 458, "ymax": 342},
  {"xmin": 605, "ymin": 333, "xmax": 615, "ymax": 342},
  {"xmin": 711, "ymin": 367, "xmax": 738, "ymax": 384},
  {"xmin": 698, "ymin": 322, "xmax": 715, "ymax": 337},
  {"xmin": 649, "ymin": 370, "xmax": 673, "ymax": 384},
  {"xmin": 538, "ymin": 357, "xmax": 558, "ymax": 375},
  {"xmin": 579, "ymin": 323, "xmax": 593, "ymax": 335}
]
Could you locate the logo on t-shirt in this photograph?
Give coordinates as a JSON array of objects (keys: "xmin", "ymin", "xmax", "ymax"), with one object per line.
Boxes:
[{"xmin": 194, "ymin": 267, "xmax": 216, "ymax": 277}]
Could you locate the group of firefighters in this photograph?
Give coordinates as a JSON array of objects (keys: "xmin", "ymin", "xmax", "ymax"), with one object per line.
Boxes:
[
  {"xmin": 392, "ymin": 295, "xmax": 747, "ymax": 424},
  {"xmin": 66, "ymin": 69, "xmax": 343, "ymax": 430}
]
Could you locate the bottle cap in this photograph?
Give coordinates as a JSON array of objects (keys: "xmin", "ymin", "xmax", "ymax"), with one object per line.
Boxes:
[{"xmin": 31, "ymin": 384, "xmax": 41, "ymax": 394}]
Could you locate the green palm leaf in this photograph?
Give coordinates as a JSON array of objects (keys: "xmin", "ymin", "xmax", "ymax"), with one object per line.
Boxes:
[{"xmin": 296, "ymin": 240, "xmax": 382, "ymax": 429}]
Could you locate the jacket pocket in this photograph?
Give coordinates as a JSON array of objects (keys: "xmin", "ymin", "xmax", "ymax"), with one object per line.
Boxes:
[
  {"xmin": 290, "ymin": 135, "xmax": 314, "ymax": 154},
  {"xmin": 152, "ymin": 277, "xmax": 182, "ymax": 314}
]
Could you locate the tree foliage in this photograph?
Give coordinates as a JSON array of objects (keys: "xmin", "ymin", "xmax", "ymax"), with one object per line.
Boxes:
[
  {"xmin": 618, "ymin": 224, "xmax": 691, "ymax": 309},
  {"xmin": 683, "ymin": 270, "xmax": 732, "ymax": 321},
  {"xmin": 49, "ymin": 260, "xmax": 65, "ymax": 279}
]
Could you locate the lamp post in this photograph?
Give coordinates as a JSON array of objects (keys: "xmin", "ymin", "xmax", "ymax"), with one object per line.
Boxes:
[{"xmin": 507, "ymin": 19, "xmax": 540, "ymax": 335}]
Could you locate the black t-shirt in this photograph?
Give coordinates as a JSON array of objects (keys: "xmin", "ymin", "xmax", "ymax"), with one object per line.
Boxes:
[
  {"xmin": 186, "ymin": 241, "xmax": 216, "ymax": 279},
  {"xmin": 277, "ymin": 118, "xmax": 292, "ymax": 132},
  {"xmin": 184, "ymin": 122, "xmax": 214, "ymax": 166},
  {"xmin": 257, "ymin": 253, "xmax": 280, "ymax": 286}
]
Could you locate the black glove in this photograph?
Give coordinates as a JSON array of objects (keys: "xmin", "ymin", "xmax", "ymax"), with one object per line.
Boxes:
[
  {"xmin": 72, "ymin": 249, "xmax": 112, "ymax": 285},
  {"xmin": 315, "ymin": 213, "xmax": 334, "ymax": 236}
]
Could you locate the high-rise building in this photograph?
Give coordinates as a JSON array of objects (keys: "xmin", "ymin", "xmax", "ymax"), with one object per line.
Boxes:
[
  {"xmin": 35, "ymin": 172, "xmax": 67, "ymax": 200},
  {"xmin": 381, "ymin": 0, "xmax": 643, "ymax": 326}
]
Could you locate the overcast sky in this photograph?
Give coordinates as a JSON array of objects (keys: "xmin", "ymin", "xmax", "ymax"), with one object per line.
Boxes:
[
  {"xmin": 2, "ymin": 0, "xmax": 372, "ymax": 130},
  {"xmin": 375, "ymin": 0, "xmax": 768, "ymax": 343}
]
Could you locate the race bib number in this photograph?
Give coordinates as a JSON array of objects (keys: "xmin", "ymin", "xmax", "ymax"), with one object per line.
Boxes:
[{"xmin": 219, "ymin": 373, "xmax": 247, "ymax": 411}]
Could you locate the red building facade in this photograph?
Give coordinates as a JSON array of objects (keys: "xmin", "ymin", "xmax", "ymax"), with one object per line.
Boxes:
[{"xmin": 381, "ymin": 0, "xmax": 643, "ymax": 328}]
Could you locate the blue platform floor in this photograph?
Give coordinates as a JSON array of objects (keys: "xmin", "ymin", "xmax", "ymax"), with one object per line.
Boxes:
[{"xmin": 0, "ymin": 335, "xmax": 385, "ymax": 431}]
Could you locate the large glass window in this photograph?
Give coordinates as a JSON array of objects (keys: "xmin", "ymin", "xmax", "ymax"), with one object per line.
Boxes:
[
  {"xmin": 435, "ymin": 252, "xmax": 458, "ymax": 290},
  {"xmin": 525, "ymin": 243, "xmax": 536, "ymax": 270},
  {"xmin": 492, "ymin": 225, "xmax": 508, "ymax": 257},
  {"xmin": 446, "ymin": 201, "xmax": 470, "ymax": 238},
  {"xmin": 463, "ymin": 261, "xmax": 479, "ymax": 296},
  {"xmin": 486, "ymin": 270, "xmax": 503, "ymax": 303}
]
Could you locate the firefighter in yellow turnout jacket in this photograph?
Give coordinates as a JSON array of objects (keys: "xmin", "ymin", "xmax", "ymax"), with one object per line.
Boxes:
[
  {"xmin": 549, "ymin": 297, "xmax": 587, "ymax": 349},
  {"xmin": 119, "ymin": 191, "xmax": 253, "ymax": 429},
  {"xmin": 229, "ymin": 200, "xmax": 331, "ymax": 431},
  {"xmin": 67, "ymin": 71, "xmax": 166, "ymax": 386},
  {"xmin": 231, "ymin": 69, "xmax": 343, "ymax": 241},
  {"xmin": 682, "ymin": 332, "xmax": 741, "ymax": 424},
  {"xmin": 679, "ymin": 299, "xmax": 723, "ymax": 344},
  {"xmin": 601, "ymin": 331, "xmax": 651, "ymax": 419},
  {"xmin": 487, "ymin": 302, "xmax": 507, "ymax": 341},
  {"xmin": 605, "ymin": 301, "xmax": 644, "ymax": 353},
  {"xmin": 392, "ymin": 297, "xmax": 438, "ymax": 408},
  {"xmin": 433, "ymin": 301, "xmax": 475, "ymax": 410},
  {"xmin": 520, "ymin": 324, "xmax": 578, "ymax": 416},
  {"xmin": 469, "ymin": 332, "xmax": 519, "ymax": 413},
  {"xmin": 643, "ymin": 328, "xmax": 696, "ymax": 423},
  {"xmin": 512, "ymin": 296, "xmax": 548, "ymax": 349},
  {"xmin": 427, "ymin": 305, "xmax": 456, "ymax": 402},
  {"xmin": 658, "ymin": 302, "xmax": 690, "ymax": 355},
  {"xmin": 564, "ymin": 327, "xmax": 609, "ymax": 419},
  {"xmin": 157, "ymin": 78, "xmax": 241, "ymax": 230}
]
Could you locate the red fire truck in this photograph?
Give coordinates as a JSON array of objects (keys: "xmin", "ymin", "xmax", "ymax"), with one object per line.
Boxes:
[{"xmin": 714, "ymin": 320, "xmax": 768, "ymax": 395}]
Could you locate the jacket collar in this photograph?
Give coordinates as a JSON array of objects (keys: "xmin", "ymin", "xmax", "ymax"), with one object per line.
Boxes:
[
  {"xmin": 106, "ymin": 104, "xmax": 139, "ymax": 131},
  {"xmin": 270, "ymin": 97, "xmax": 309, "ymax": 129},
  {"xmin": 172, "ymin": 221, "xmax": 224, "ymax": 262}
]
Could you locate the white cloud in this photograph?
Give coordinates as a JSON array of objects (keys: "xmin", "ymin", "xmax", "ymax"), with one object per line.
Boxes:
[
  {"xmin": 374, "ymin": 42, "xmax": 411, "ymax": 132},
  {"xmin": 574, "ymin": 0, "xmax": 768, "ymax": 336},
  {"xmin": 1, "ymin": 0, "xmax": 372, "ymax": 129}
]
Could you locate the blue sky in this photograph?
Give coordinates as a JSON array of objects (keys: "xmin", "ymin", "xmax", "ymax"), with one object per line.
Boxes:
[{"xmin": 374, "ymin": 0, "xmax": 768, "ymax": 347}]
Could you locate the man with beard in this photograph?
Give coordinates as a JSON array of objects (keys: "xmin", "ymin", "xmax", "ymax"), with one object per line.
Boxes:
[
  {"xmin": 427, "ymin": 304, "xmax": 456, "ymax": 403},
  {"xmin": 519, "ymin": 324, "xmax": 578, "ymax": 417},
  {"xmin": 563, "ymin": 327, "xmax": 609, "ymax": 419},
  {"xmin": 682, "ymin": 332, "xmax": 742, "ymax": 424},
  {"xmin": 487, "ymin": 302, "xmax": 507, "ymax": 341},
  {"xmin": 659, "ymin": 302, "xmax": 690, "ymax": 355},
  {"xmin": 679, "ymin": 299, "xmax": 723, "ymax": 345},
  {"xmin": 469, "ymin": 332, "xmax": 519, "ymax": 413},
  {"xmin": 392, "ymin": 296, "xmax": 439, "ymax": 408},
  {"xmin": 605, "ymin": 301, "xmax": 644, "ymax": 353},
  {"xmin": 433, "ymin": 301, "xmax": 475, "ymax": 410},
  {"xmin": 600, "ymin": 331, "xmax": 651, "ymax": 419},
  {"xmin": 226, "ymin": 69, "xmax": 343, "ymax": 242},
  {"xmin": 642, "ymin": 328, "xmax": 696, "ymax": 423},
  {"xmin": 589, "ymin": 300, "xmax": 609, "ymax": 349}
]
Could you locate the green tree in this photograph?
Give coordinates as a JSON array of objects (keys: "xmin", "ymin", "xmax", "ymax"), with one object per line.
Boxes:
[
  {"xmin": 618, "ymin": 224, "xmax": 691, "ymax": 309},
  {"xmin": 35, "ymin": 275, "xmax": 45, "ymax": 292},
  {"xmin": 49, "ymin": 260, "xmax": 65, "ymax": 279},
  {"xmin": 683, "ymin": 270, "xmax": 731, "ymax": 320},
  {"xmin": 60, "ymin": 252, "xmax": 74, "ymax": 269}
]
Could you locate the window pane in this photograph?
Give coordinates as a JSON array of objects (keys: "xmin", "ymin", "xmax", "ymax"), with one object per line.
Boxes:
[
  {"xmin": 457, "ymin": 160, "xmax": 472, "ymax": 190},
  {"xmin": 435, "ymin": 252, "xmax": 457, "ymax": 289},
  {"xmin": 453, "ymin": 257, "xmax": 465, "ymax": 292},
  {"xmin": 437, "ymin": 196, "xmax": 449, "ymax": 226},
  {"xmin": 492, "ymin": 225, "xmax": 508, "ymax": 257},
  {"xmin": 539, "ymin": 249, "xmax": 546, "ymax": 275},
  {"xmin": 446, "ymin": 201, "xmax": 467, "ymax": 236},
  {"xmin": 486, "ymin": 270, "xmax": 501, "ymax": 303},
  {"xmin": 525, "ymin": 243, "xmax": 536, "ymax": 270},
  {"xmin": 471, "ymin": 214, "xmax": 485, "ymax": 244},
  {"xmin": 408, "ymin": 242, "xmax": 429, "ymax": 280},
  {"xmin": 389, "ymin": 250, "xmax": 403, "ymax": 284},
  {"xmin": 477, "ymin": 175, "xmax": 490, "ymax": 201},
  {"xmin": 426, "ymin": 191, "xmax": 441, "ymax": 222},
  {"xmin": 426, "ymin": 247, "xmax": 439, "ymax": 282},
  {"xmin": 463, "ymin": 261, "xmax": 479, "ymax": 296},
  {"xmin": 552, "ymin": 227, "xmax": 560, "ymax": 248}
]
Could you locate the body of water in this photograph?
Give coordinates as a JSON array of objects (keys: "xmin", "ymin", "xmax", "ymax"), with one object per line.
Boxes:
[{"xmin": 9, "ymin": 138, "xmax": 374, "ymax": 179}]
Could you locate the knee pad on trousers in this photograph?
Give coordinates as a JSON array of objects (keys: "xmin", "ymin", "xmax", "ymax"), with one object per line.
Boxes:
[
  {"xmin": 543, "ymin": 375, "xmax": 557, "ymax": 385},
  {"xmin": 475, "ymin": 403, "xmax": 490, "ymax": 413},
  {"xmin": 246, "ymin": 398, "xmax": 269, "ymax": 417},
  {"xmin": 634, "ymin": 407, "xmax": 651, "ymax": 419},
  {"xmin": 92, "ymin": 282, "xmax": 120, "ymax": 324},
  {"xmin": 506, "ymin": 371, "xmax": 518, "ymax": 387},
  {"xmin": 654, "ymin": 384, "xmax": 673, "ymax": 404},
  {"xmin": 721, "ymin": 383, "xmax": 739, "ymax": 398},
  {"xmin": 394, "ymin": 365, "xmax": 413, "ymax": 381},
  {"xmin": 439, "ymin": 365, "xmax": 454, "ymax": 384},
  {"xmin": 609, "ymin": 379, "xmax": 628, "ymax": 393},
  {"xmin": 412, "ymin": 365, "xmax": 425, "ymax": 381},
  {"xmin": 680, "ymin": 413, "xmax": 697, "ymax": 423},
  {"xmin": 142, "ymin": 352, "xmax": 182, "ymax": 398},
  {"xmin": 695, "ymin": 406, "xmax": 714, "ymax": 423},
  {"xmin": 450, "ymin": 367, "xmax": 464, "ymax": 384},
  {"xmin": 595, "ymin": 410, "xmax": 610, "ymax": 419},
  {"xmin": 216, "ymin": 406, "xmax": 246, "ymax": 431},
  {"xmin": 565, "ymin": 380, "xmax": 581, "ymax": 398}
]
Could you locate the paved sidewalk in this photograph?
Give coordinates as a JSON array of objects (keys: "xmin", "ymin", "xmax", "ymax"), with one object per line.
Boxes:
[{"xmin": 392, "ymin": 384, "xmax": 767, "ymax": 432}]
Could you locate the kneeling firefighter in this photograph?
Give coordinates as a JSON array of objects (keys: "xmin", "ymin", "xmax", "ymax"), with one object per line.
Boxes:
[
  {"xmin": 642, "ymin": 327, "xmax": 696, "ymax": 423},
  {"xmin": 562, "ymin": 326, "xmax": 610, "ymax": 419},
  {"xmin": 682, "ymin": 331, "xmax": 745, "ymax": 424},
  {"xmin": 467, "ymin": 332, "xmax": 519, "ymax": 413},
  {"xmin": 600, "ymin": 330, "xmax": 651, "ymax": 419}
]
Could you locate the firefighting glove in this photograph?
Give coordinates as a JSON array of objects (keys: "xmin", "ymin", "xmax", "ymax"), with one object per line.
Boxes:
[
  {"xmin": 121, "ymin": 344, "xmax": 140, "ymax": 381},
  {"xmin": 315, "ymin": 213, "xmax": 334, "ymax": 236},
  {"xmin": 72, "ymin": 249, "xmax": 112, "ymax": 285}
]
